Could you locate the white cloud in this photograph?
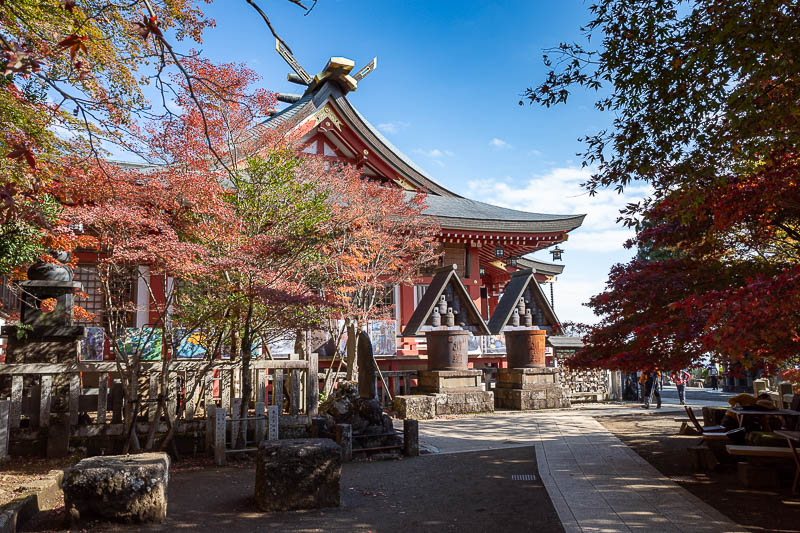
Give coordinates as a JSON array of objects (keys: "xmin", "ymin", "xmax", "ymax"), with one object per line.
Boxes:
[
  {"xmin": 413, "ymin": 148, "xmax": 454, "ymax": 158},
  {"xmin": 466, "ymin": 166, "xmax": 652, "ymax": 253},
  {"xmin": 377, "ymin": 121, "xmax": 410, "ymax": 134},
  {"xmin": 528, "ymin": 149, "xmax": 543, "ymax": 157},
  {"xmin": 489, "ymin": 137, "xmax": 511, "ymax": 149}
]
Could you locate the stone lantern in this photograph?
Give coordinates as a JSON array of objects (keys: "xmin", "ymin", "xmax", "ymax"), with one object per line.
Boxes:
[
  {"xmin": 1, "ymin": 251, "xmax": 86, "ymax": 364},
  {"xmin": 487, "ymin": 269, "xmax": 569, "ymax": 410},
  {"xmin": 400, "ymin": 265, "xmax": 494, "ymax": 415}
]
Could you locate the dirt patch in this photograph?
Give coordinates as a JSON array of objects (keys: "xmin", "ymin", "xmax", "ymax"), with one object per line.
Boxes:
[
  {"xmin": 598, "ymin": 411, "xmax": 800, "ymax": 532},
  {"xmin": 0, "ymin": 455, "xmax": 77, "ymax": 506}
]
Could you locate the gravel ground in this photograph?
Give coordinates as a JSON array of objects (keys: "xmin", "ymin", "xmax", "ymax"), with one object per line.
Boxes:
[{"xmin": 23, "ymin": 446, "xmax": 563, "ymax": 533}]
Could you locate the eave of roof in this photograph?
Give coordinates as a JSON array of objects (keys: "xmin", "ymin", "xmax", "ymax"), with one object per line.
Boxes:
[
  {"xmin": 546, "ymin": 336, "xmax": 585, "ymax": 349},
  {"xmin": 517, "ymin": 257, "xmax": 565, "ymax": 276},
  {"xmin": 261, "ymin": 80, "xmax": 586, "ymax": 234}
]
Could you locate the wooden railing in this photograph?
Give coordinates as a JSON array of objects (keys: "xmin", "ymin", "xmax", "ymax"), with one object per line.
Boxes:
[{"xmin": 0, "ymin": 354, "xmax": 318, "ymax": 446}]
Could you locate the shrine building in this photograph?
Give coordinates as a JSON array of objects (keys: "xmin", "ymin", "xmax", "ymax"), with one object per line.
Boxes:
[{"xmin": 260, "ymin": 55, "xmax": 585, "ymax": 371}]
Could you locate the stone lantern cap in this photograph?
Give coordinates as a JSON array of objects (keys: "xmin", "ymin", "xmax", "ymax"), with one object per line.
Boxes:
[
  {"xmin": 401, "ymin": 264, "xmax": 490, "ymax": 337},
  {"xmin": 487, "ymin": 268, "xmax": 547, "ymax": 335}
]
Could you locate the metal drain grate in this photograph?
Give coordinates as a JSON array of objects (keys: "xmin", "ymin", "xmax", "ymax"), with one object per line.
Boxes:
[{"xmin": 511, "ymin": 474, "xmax": 537, "ymax": 481}]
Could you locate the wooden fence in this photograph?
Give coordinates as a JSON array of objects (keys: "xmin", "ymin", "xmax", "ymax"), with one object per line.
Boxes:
[{"xmin": 0, "ymin": 353, "xmax": 318, "ymax": 453}]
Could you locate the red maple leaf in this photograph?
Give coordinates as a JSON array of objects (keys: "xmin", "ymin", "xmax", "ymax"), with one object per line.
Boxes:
[
  {"xmin": 135, "ymin": 15, "xmax": 163, "ymax": 41},
  {"xmin": 6, "ymin": 144, "xmax": 37, "ymax": 169},
  {"xmin": 57, "ymin": 34, "xmax": 87, "ymax": 61}
]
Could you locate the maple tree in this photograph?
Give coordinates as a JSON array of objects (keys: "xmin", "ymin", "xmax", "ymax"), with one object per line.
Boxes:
[
  {"xmin": 317, "ymin": 177, "xmax": 439, "ymax": 383},
  {"xmin": 526, "ymin": 1, "xmax": 800, "ymax": 372}
]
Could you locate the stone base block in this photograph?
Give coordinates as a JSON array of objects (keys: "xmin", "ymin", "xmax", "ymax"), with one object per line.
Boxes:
[
  {"xmin": 417, "ymin": 369, "xmax": 484, "ymax": 393},
  {"xmin": 255, "ymin": 438, "xmax": 341, "ymax": 512},
  {"xmin": 394, "ymin": 395, "xmax": 436, "ymax": 420},
  {"xmin": 393, "ymin": 391, "xmax": 494, "ymax": 418},
  {"xmin": 494, "ymin": 388, "xmax": 570, "ymax": 410},
  {"xmin": 496, "ymin": 367, "xmax": 560, "ymax": 390},
  {"xmin": 433, "ymin": 391, "xmax": 494, "ymax": 416},
  {"xmin": 62, "ymin": 452, "xmax": 169, "ymax": 524}
]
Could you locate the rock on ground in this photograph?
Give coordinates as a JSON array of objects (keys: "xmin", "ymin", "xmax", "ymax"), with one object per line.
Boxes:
[
  {"xmin": 255, "ymin": 438, "xmax": 341, "ymax": 512},
  {"xmin": 62, "ymin": 452, "xmax": 170, "ymax": 524}
]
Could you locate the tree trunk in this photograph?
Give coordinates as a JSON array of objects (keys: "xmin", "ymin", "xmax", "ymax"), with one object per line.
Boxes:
[
  {"xmin": 237, "ymin": 302, "xmax": 255, "ymax": 449},
  {"xmin": 345, "ymin": 320, "xmax": 358, "ymax": 381}
]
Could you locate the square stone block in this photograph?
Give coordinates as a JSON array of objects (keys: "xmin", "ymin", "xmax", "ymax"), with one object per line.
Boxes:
[
  {"xmin": 496, "ymin": 367, "xmax": 560, "ymax": 390},
  {"xmin": 495, "ymin": 387, "xmax": 570, "ymax": 410},
  {"xmin": 393, "ymin": 395, "xmax": 436, "ymax": 420},
  {"xmin": 62, "ymin": 452, "xmax": 170, "ymax": 524},
  {"xmin": 255, "ymin": 438, "xmax": 341, "ymax": 512},
  {"xmin": 434, "ymin": 391, "xmax": 494, "ymax": 415},
  {"xmin": 417, "ymin": 369, "xmax": 483, "ymax": 393}
]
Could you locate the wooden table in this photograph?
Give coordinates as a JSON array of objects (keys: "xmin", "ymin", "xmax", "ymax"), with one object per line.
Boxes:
[
  {"xmin": 774, "ymin": 430, "xmax": 800, "ymax": 494},
  {"xmin": 727, "ymin": 408, "xmax": 800, "ymax": 429}
]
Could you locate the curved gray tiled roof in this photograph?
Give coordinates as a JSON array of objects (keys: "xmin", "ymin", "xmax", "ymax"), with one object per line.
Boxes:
[
  {"xmin": 263, "ymin": 80, "xmax": 586, "ymax": 233},
  {"xmin": 516, "ymin": 257, "xmax": 565, "ymax": 276}
]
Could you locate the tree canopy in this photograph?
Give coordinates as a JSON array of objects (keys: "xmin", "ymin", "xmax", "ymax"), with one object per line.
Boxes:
[{"xmin": 526, "ymin": 0, "xmax": 800, "ymax": 371}]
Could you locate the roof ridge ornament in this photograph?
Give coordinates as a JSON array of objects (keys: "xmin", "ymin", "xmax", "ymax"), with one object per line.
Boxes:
[{"xmin": 274, "ymin": 38, "xmax": 377, "ymax": 95}]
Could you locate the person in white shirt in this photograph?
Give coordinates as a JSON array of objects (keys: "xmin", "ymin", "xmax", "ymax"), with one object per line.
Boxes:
[{"xmin": 708, "ymin": 364, "xmax": 719, "ymax": 390}]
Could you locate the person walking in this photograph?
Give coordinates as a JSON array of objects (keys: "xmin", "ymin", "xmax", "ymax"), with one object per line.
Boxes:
[
  {"xmin": 709, "ymin": 364, "xmax": 719, "ymax": 390},
  {"xmin": 651, "ymin": 368, "xmax": 662, "ymax": 409},
  {"xmin": 672, "ymin": 369, "xmax": 691, "ymax": 405}
]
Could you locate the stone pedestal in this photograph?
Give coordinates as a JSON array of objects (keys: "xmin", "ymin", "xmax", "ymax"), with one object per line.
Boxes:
[
  {"xmin": 62, "ymin": 452, "xmax": 170, "ymax": 524},
  {"xmin": 394, "ymin": 369, "xmax": 494, "ymax": 418},
  {"xmin": 494, "ymin": 367, "xmax": 570, "ymax": 410},
  {"xmin": 255, "ymin": 438, "xmax": 341, "ymax": 511}
]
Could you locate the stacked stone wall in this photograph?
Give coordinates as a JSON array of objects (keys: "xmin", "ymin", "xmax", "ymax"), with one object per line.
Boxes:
[{"xmin": 558, "ymin": 367, "xmax": 610, "ymax": 400}]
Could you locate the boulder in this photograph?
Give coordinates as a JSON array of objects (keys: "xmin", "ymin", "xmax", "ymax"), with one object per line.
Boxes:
[
  {"xmin": 62, "ymin": 452, "xmax": 169, "ymax": 524},
  {"xmin": 255, "ymin": 438, "xmax": 341, "ymax": 512}
]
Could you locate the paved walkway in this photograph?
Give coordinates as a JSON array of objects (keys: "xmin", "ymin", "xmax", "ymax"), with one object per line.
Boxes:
[{"xmin": 419, "ymin": 408, "xmax": 746, "ymax": 532}]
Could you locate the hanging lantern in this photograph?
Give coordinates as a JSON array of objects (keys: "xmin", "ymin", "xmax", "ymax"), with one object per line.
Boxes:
[
  {"xmin": 495, "ymin": 245, "xmax": 505, "ymax": 258},
  {"xmin": 550, "ymin": 245, "xmax": 564, "ymax": 261}
]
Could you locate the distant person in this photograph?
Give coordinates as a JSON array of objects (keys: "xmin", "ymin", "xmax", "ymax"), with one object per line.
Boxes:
[
  {"xmin": 671, "ymin": 369, "xmax": 691, "ymax": 405},
  {"xmin": 709, "ymin": 364, "xmax": 719, "ymax": 390},
  {"xmin": 641, "ymin": 370, "xmax": 662, "ymax": 409}
]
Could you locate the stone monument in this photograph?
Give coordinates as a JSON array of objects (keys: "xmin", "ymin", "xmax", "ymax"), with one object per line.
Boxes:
[
  {"xmin": 487, "ymin": 269, "xmax": 569, "ymax": 410},
  {"xmin": 1, "ymin": 251, "xmax": 86, "ymax": 412},
  {"xmin": 396, "ymin": 264, "xmax": 494, "ymax": 418}
]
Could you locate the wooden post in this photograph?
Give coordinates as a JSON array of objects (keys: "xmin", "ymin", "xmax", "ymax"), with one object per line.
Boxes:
[
  {"xmin": 404, "ymin": 375, "xmax": 411, "ymax": 395},
  {"xmin": 290, "ymin": 369, "xmax": 299, "ymax": 417},
  {"xmin": 111, "ymin": 381, "xmax": 123, "ymax": 424},
  {"xmin": 404, "ymin": 419, "xmax": 419, "ymax": 457},
  {"xmin": 167, "ymin": 372, "xmax": 177, "ymax": 421},
  {"xmin": 214, "ymin": 406, "xmax": 226, "ymax": 466},
  {"xmin": 393, "ymin": 375, "xmax": 400, "ymax": 398},
  {"xmin": 311, "ymin": 417, "xmax": 326, "ymax": 438},
  {"xmin": 273, "ymin": 370, "xmax": 284, "ymax": 412},
  {"xmin": 204, "ymin": 371, "xmax": 215, "ymax": 417},
  {"xmin": 40, "ymin": 375, "xmax": 53, "ymax": 428},
  {"xmin": 149, "ymin": 372, "xmax": 160, "ymax": 421},
  {"xmin": 10, "ymin": 375, "xmax": 22, "ymax": 429},
  {"xmin": 336, "ymin": 424, "xmax": 353, "ymax": 462},
  {"xmin": 185, "ymin": 372, "xmax": 196, "ymax": 421},
  {"xmin": 69, "ymin": 374, "xmax": 80, "ymax": 426},
  {"xmin": 221, "ymin": 369, "xmax": 232, "ymax": 415},
  {"xmin": 256, "ymin": 370, "xmax": 266, "ymax": 404},
  {"xmin": 267, "ymin": 405, "xmax": 279, "ymax": 441},
  {"xmin": 205, "ymin": 405, "xmax": 214, "ymax": 454},
  {"xmin": 231, "ymin": 398, "xmax": 241, "ymax": 448},
  {"xmin": 255, "ymin": 402, "xmax": 266, "ymax": 443},
  {"xmin": 97, "ymin": 372, "xmax": 108, "ymax": 425},
  {"xmin": 0, "ymin": 399, "xmax": 9, "ymax": 460},
  {"xmin": 307, "ymin": 352, "xmax": 319, "ymax": 418}
]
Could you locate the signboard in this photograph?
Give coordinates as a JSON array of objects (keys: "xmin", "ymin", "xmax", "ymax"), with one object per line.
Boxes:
[{"xmin": 80, "ymin": 327, "xmax": 105, "ymax": 361}]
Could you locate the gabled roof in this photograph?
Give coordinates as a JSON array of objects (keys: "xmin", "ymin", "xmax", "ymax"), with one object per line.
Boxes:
[
  {"xmin": 402, "ymin": 264, "xmax": 490, "ymax": 337},
  {"xmin": 487, "ymin": 269, "xmax": 561, "ymax": 334},
  {"xmin": 262, "ymin": 78, "xmax": 586, "ymax": 235},
  {"xmin": 546, "ymin": 336, "xmax": 584, "ymax": 349}
]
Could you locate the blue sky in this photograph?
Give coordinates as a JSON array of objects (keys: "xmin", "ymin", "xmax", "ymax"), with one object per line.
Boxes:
[{"xmin": 192, "ymin": 1, "xmax": 650, "ymax": 324}]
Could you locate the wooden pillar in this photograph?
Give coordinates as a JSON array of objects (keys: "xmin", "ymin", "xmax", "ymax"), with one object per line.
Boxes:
[
  {"xmin": 255, "ymin": 402, "xmax": 266, "ymax": 443},
  {"xmin": 307, "ymin": 352, "xmax": 319, "ymax": 418},
  {"xmin": 39, "ymin": 376, "xmax": 52, "ymax": 427},
  {"xmin": 0, "ymin": 399, "xmax": 9, "ymax": 459},
  {"xmin": 97, "ymin": 372, "xmax": 108, "ymax": 425}
]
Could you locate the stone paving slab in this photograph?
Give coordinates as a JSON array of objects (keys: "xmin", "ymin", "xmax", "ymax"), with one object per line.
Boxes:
[{"xmin": 418, "ymin": 409, "xmax": 747, "ymax": 533}]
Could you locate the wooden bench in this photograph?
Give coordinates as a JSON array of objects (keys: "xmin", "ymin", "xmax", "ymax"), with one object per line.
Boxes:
[
  {"xmin": 726, "ymin": 445, "xmax": 794, "ymax": 458},
  {"xmin": 727, "ymin": 445, "xmax": 798, "ymax": 491}
]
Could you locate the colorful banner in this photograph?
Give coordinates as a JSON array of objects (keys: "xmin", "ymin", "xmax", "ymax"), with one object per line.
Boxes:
[
  {"xmin": 118, "ymin": 327, "xmax": 163, "ymax": 360},
  {"xmin": 80, "ymin": 327, "xmax": 105, "ymax": 361}
]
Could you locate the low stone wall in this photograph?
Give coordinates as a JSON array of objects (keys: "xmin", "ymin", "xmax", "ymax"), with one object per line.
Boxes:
[
  {"xmin": 393, "ymin": 391, "xmax": 494, "ymax": 419},
  {"xmin": 558, "ymin": 367, "xmax": 610, "ymax": 401}
]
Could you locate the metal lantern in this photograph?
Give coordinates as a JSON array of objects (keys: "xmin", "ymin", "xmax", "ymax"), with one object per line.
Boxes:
[
  {"xmin": 550, "ymin": 245, "xmax": 564, "ymax": 261},
  {"xmin": 495, "ymin": 245, "xmax": 505, "ymax": 258}
]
